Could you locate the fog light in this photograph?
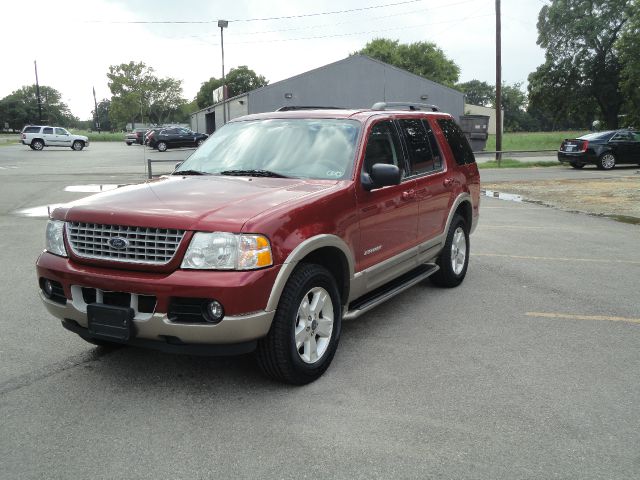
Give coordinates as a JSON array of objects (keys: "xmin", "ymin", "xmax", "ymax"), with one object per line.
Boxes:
[
  {"xmin": 203, "ymin": 300, "xmax": 224, "ymax": 323},
  {"xmin": 43, "ymin": 279, "xmax": 54, "ymax": 298}
]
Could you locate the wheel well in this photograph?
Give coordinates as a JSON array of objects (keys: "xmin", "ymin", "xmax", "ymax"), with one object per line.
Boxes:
[
  {"xmin": 455, "ymin": 200, "xmax": 472, "ymax": 231},
  {"xmin": 31, "ymin": 138, "xmax": 44, "ymax": 144},
  {"xmin": 301, "ymin": 247, "xmax": 350, "ymax": 305}
]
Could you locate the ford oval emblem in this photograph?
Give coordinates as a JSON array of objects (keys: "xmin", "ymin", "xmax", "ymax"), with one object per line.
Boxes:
[{"xmin": 108, "ymin": 237, "xmax": 129, "ymax": 250}]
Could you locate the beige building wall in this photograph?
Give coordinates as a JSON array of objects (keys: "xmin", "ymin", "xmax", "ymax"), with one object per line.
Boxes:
[{"xmin": 464, "ymin": 104, "xmax": 503, "ymax": 135}]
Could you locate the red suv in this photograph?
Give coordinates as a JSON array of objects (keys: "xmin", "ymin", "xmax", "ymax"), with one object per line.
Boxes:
[{"xmin": 36, "ymin": 103, "xmax": 480, "ymax": 384}]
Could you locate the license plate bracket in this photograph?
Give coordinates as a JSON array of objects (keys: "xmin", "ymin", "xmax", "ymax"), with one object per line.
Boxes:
[{"xmin": 87, "ymin": 303, "xmax": 135, "ymax": 343}]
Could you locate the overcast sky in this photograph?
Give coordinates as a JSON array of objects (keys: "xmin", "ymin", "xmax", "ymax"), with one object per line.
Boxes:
[{"xmin": 1, "ymin": 0, "xmax": 546, "ymax": 119}]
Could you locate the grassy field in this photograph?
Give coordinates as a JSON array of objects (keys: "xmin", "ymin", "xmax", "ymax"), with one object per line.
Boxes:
[
  {"xmin": 478, "ymin": 159, "xmax": 559, "ymax": 169},
  {"xmin": 70, "ymin": 130, "xmax": 123, "ymax": 142},
  {"xmin": 484, "ymin": 131, "xmax": 587, "ymax": 151}
]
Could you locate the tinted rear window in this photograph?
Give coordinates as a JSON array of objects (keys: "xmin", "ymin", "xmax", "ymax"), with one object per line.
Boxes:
[
  {"xmin": 23, "ymin": 126, "xmax": 40, "ymax": 133},
  {"xmin": 578, "ymin": 131, "xmax": 615, "ymax": 141},
  {"xmin": 437, "ymin": 119, "xmax": 475, "ymax": 165}
]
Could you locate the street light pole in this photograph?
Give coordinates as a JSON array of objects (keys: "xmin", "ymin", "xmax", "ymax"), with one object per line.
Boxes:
[
  {"xmin": 495, "ymin": 0, "xmax": 502, "ymax": 167},
  {"xmin": 218, "ymin": 20, "xmax": 228, "ymax": 125},
  {"xmin": 34, "ymin": 60, "xmax": 42, "ymax": 124}
]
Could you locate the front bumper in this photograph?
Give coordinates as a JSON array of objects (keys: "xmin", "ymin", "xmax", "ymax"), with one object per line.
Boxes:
[{"xmin": 37, "ymin": 252, "xmax": 279, "ymax": 346}]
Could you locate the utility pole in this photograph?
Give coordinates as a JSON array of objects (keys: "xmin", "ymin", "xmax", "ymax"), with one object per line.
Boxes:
[
  {"xmin": 34, "ymin": 60, "xmax": 42, "ymax": 124},
  {"xmin": 218, "ymin": 20, "xmax": 229, "ymax": 125},
  {"xmin": 495, "ymin": 0, "xmax": 502, "ymax": 166},
  {"xmin": 93, "ymin": 87, "xmax": 100, "ymax": 133}
]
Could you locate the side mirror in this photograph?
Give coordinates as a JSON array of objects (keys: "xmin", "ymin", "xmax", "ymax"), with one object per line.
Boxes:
[
  {"xmin": 174, "ymin": 161, "xmax": 183, "ymax": 171},
  {"xmin": 362, "ymin": 163, "xmax": 401, "ymax": 191}
]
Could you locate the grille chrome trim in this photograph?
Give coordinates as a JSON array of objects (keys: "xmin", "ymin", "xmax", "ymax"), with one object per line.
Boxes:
[{"xmin": 66, "ymin": 222, "xmax": 185, "ymax": 265}]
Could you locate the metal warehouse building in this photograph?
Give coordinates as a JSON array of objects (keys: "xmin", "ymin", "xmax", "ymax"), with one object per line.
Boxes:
[{"xmin": 190, "ymin": 55, "xmax": 465, "ymax": 134}]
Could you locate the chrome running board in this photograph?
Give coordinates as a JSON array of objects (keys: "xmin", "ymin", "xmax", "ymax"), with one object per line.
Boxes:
[{"xmin": 344, "ymin": 264, "xmax": 439, "ymax": 321}]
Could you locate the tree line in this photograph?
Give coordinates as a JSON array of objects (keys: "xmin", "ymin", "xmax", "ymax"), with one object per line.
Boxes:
[{"xmin": 1, "ymin": 0, "xmax": 638, "ymax": 132}]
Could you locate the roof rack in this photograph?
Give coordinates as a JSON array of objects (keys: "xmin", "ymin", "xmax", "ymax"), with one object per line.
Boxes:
[
  {"xmin": 276, "ymin": 106, "xmax": 345, "ymax": 112},
  {"xmin": 371, "ymin": 102, "xmax": 439, "ymax": 112}
]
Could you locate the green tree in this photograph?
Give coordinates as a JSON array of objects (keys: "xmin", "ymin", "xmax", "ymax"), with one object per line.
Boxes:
[
  {"xmin": 195, "ymin": 66, "xmax": 268, "ymax": 109},
  {"xmin": 91, "ymin": 99, "xmax": 112, "ymax": 131},
  {"xmin": 107, "ymin": 61, "xmax": 187, "ymax": 128},
  {"xmin": 456, "ymin": 80, "xmax": 495, "ymax": 107},
  {"xmin": 354, "ymin": 38, "xmax": 460, "ymax": 86},
  {"xmin": 0, "ymin": 85, "xmax": 76, "ymax": 130},
  {"xmin": 533, "ymin": 0, "xmax": 637, "ymax": 129},
  {"xmin": 618, "ymin": 2, "xmax": 640, "ymax": 127}
]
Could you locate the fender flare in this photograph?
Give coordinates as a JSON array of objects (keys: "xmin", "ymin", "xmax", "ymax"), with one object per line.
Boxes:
[{"xmin": 265, "ymin": 234, "xmax": 355, "ymax": 312}]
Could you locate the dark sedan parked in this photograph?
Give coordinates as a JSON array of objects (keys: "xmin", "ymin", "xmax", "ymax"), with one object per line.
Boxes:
[
  {"xmin": 558, "ymin": 129, "xmax": 640, "ymax": 170},
  {"xmin": 146, "ymin": 127, "xmax": 208, "ymax": 152}
]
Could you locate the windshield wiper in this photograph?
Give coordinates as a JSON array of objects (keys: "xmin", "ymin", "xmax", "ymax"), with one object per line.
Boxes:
[
  {"xmin": 173, "ymin": 170, "xmax": 208, "ymax": 176},
  {"xmin": 219, "ymin": 169, "xmax": 289, "ymax": 178}
]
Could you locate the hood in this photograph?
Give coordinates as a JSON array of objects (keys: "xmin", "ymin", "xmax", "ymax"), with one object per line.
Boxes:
[{"xmin": 54, "ymin": 175, "xmax": 337, "ymax": 232}]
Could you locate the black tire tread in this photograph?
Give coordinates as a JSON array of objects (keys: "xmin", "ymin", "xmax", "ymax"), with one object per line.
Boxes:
[
  {"xmin": 430, "ymin": 213, "xmax": 469, "ymax": 288},
  {"xmin": 256, "ymin": 263, "xmax": 340, "ymax": 385}
]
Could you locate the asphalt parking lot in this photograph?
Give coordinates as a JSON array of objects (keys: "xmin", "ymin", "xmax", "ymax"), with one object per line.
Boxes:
[{"xmin": 1, "ymin": 143, "xmax": 638, "ymax": 479}]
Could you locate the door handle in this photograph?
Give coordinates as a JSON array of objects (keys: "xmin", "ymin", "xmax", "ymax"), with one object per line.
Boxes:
[
  {"xmin": 443, "ymin": 178, "xmax": 457, "ymax": 188},
  {"xmin": 402, "ymin": 189, "xmax": 416, "ymax": 200}
]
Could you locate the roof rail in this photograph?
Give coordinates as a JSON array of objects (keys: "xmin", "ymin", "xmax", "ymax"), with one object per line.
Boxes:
[
  {"xmin": 276, "ymin": 106, "xmax": 344, "ymax": 112},
  {"xmin": 371, "ymin": 102, "xmax": 440, "ymax": 112}
]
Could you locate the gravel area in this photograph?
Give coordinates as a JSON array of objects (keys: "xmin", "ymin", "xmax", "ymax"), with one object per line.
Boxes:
[{"xmin": 482, "ymin": 173, "xmax": 640, "ymax": 223}]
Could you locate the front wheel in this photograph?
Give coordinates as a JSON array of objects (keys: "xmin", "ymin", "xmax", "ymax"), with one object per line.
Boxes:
[
  {"xmin": 597, "ymin": 153, "xmax": 615, "ymax": 170},
  {"xmin": 72, "ymin": 140, "xmax": 84, "ymax": 151},
  {"xmin": 430, "ymin": 213, "xmax": 470, "ymax": 288},
  {"xmin": 256, "ymin": 263, "xmax": 341, "ymax": 385},
  {"xmin": 157, "ymin": 141, "xmax": 168, "ymax": 152}
]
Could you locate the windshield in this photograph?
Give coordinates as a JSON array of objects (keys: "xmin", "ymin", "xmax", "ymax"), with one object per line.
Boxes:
[{"xmin": 175, "ymin": 118, "xmax": 360, "ymax": 180}]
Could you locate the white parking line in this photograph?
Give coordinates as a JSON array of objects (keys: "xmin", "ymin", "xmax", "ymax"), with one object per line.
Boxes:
[
  {"xmin": 476, "ymin": 252, "xmax": 640, "ymax": 265},
  {"xmin": 527, "ymin": 312, "xmax": 640, "ymax": 324}
]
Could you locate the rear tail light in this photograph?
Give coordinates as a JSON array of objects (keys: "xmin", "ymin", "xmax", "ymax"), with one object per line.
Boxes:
[{"xmin": 580, "ymin": 140, "xmax": 589, "ymax": 152}]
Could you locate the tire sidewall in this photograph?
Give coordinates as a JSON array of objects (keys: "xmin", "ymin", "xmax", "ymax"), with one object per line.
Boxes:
[
  {"xmin": 157, "ymin": 142, "xmax": 167, "ymax": 152},
  {"xmin": 72, "ymin": 141, "xmax": 83, "ymax": 151},
  {"xmin": 285, "ymin": 267, "xmax": 342, "ymax": 377},
  {"xmin": 32, "ymin": 140, "xmax": 44, "ymax": 151},
  {"xmin": 433, "ymin": 214, "xmax": 469, "ymax": 287}
]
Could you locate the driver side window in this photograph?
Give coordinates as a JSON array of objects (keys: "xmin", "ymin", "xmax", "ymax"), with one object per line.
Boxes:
[{"xmin": 362, "ymin": 121, "xmax": 405, "ymax": 177}]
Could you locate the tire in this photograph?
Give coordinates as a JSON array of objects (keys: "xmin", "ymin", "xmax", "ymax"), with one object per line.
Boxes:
[
  {"xmin": 256, "ymin": 263, "xmax": 342, "ymax": 385},
  {"xmin": 31, "ymin": 139, "xmax": 44, "ymax": 151},
  {"xmin": 157, "ymin": 141, "xmax": 168, "ymax": 152},
  {"xmin": 72, "ymin": 140, "xmax": 84, "ymax": 151},
  {"xmin": 126, "ymin": 142, "xmax": 133, "ymax": 146},
  {"xmin": 597, "ymin": 152, "xmax": 615, "ymax": 170},
  {"xmin": 430, "ymin": 213, "xmax": 470, "ymax": 288},
  {"xmin": 570, "ymin": 162, "xmax": 585, "ymax": 169},
  {"xmin": 29, "ymin": 145, "xmax": 36, "ymax": 150}
]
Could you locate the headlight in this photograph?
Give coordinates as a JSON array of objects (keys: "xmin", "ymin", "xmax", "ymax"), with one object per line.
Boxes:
[
  {"xmin": 181, "ymin": 232, "xmax": 273, "ymax": 270},
  {"xmin": 45, "ymin": 220, "xmax": 67, "ymax": 257}
]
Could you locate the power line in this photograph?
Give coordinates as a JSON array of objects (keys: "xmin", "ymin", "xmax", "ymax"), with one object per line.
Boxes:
[
  {"xmin": 187, "ymin": 12, "xmax": 495, "ymax": 47},
  {"xmin": 85, "ymin": 0, "xmax": 424, "ymax": 24},
  {"xmin": 163, "ymin": 0, "xmax": 480, "ymax": 41}
]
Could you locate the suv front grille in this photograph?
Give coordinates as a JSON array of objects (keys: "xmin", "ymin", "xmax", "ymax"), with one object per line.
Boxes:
[{"xmin": 66, "ymin": 222, "xmax": 185, "ymax": 265}]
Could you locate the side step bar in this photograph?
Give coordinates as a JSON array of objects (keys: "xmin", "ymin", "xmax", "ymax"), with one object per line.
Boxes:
[{"xmin": 343, "ymin": 264, "xmax": 439, "ymax": 321}]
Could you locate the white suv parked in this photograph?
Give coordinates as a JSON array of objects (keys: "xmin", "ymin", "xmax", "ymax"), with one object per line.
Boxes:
[{"xmin": 21, "ymin": 126, "xmax": 89, "ymax": 151}]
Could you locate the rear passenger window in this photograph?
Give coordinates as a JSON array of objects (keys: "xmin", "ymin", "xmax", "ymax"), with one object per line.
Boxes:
[
  {"xmin": 43, "ymin": 127, "xmax": 53, "ymax": 134},
  {"xmin": 398, "ymin": 119, "xmax": 442, "ymax": 175},
  {"xmin": 437, "ymin": 119, "xmax": 475, "ymax": 165},
  {"xmin": 24, "ymin": 126, "xmax": 40, "ymax": 133},
  {"xmin": 362, "ymin": 121, "xmax": 405, "ymax": 177}
]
